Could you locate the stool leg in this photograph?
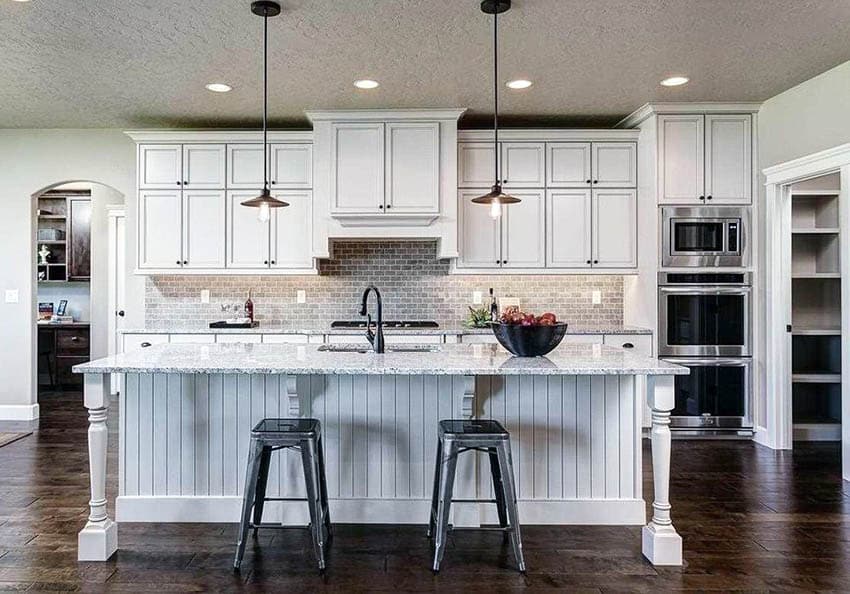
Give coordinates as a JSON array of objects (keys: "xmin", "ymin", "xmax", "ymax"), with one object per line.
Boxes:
[
  {"xmin": 497, "ymin": 440, "xmax": 526, "ymax": 573},
  {"xmin": 426, "ymin": 438, "xmax": 443, "ymax": 539},
  {"xmin": 251, "ymin": 446, "xmax": 273, "ymax": 535},
  {"xmin": 234, "ymin": 437, "xmax": 264, "ymax": 571},
  {"xmin": 432, "ymin": 439, "xmax": 458, "ymax": 573},
  {"xmin": 301, "ymin": 437, "xmax": 327, "ymax": 571},
  {"xmin": 488, "ymin": 447, "xmax": 508, "ymax": 530},
  {"xmin": 317, "ymin": 435, "xmax": 332, "ymax": 540}
]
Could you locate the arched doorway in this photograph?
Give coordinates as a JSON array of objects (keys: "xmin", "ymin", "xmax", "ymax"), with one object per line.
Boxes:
[{"xmin": 32, "ymin": 180, "xmax": 125, "ymax": 403}]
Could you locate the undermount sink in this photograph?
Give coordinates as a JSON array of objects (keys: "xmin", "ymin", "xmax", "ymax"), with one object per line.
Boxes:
[{"xmin": 318, "ymin": 344, "xmax": 441, "ymax": 354}]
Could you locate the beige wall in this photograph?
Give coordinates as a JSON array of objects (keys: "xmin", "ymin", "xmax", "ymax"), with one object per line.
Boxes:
[{"xmin": 0, "ymin": 130, "xmax": 142, "ymax": 415}]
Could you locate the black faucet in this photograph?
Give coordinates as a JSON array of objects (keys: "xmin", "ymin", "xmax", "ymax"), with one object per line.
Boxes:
[{"xmin": 359, "ymin": 285, "xmax": 385, "ymax": 353}]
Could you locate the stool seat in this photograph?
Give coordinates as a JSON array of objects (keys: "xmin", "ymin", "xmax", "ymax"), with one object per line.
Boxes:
[
  {"xmin": 252, "ymin": 418, "xmax": 319, "ymax": 436},
  {"xmin": 439, "ymin": 419, "xmax": 508, "ymax": 438}
]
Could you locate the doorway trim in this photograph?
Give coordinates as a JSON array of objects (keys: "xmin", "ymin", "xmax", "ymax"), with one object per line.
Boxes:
[
  {"xmin": 107, "ymin": 206, "xmax": 126, "ymax": 395},
  {"xmin": 762, "ymin": 143, "xmax": 850, "ymax": 479}
]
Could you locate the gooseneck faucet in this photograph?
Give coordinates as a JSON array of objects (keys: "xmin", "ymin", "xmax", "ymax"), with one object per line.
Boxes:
[{"xmin": 359, "ymin": 285, "xmax": 385, "ymax": 353}]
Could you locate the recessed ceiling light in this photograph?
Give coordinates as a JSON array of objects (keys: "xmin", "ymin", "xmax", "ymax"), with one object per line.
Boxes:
[
  {"xmin": 11, "ymin": 0, "xmax": 32, "ymax": 3},
  {"xmin": 660, "ymin": 76, "xmax": 689, "ymax": 87},
  {"xmin": 354, "ymin": 79, "xmax": 379, "ymax": 90},
  {"xmin": 506, "ymin": 79, "xmax": 533, "ymax": 90},
  {"xmin": 205, "ymin": 83, "xmax": 232, "ymax": 93}
]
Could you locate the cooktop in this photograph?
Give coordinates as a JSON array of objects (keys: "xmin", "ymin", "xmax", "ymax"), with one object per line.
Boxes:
[{"xmin": 330, "ymin": 320, "xmax": 439, "ymax": 329}]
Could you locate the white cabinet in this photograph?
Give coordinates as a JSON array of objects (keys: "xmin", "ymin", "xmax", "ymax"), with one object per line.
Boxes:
[
  {"xmin": 182, "ymin": 190, "xmax": 226, "ymax": 268},
  {"xmin": 592, "ymin": 189, "xmax": 637, "ymax": 268},
  {"xmin": 227, "ymin": 144, "xmax": 265, "ymax": 189},
  {"xmin": 458, "ymin": 142, "xmax": 495, "ymax": 188},
  {"xmin": 458, "ymin": 190, "xmax": 501, "ymax": 267},
  {"xmin": 705, "ymin": 115, "xmax": 752, "ymax": 204},
  {"xmin": 500, "ymin": 142, "xmax": 545, "ymax": 188},
  {"xmin": 139, "ymin": 145, "xmax": 182, "ymax": 190},
  {"xmin": 603, "ymin": 333, "xmax": 652, "ymax": 356},
  {"xmin": 122, "ymin": 333, "xmax": 169, "ymax": 352},
  {"xmin": 182, "ymin": 144, "xmax": 226, "ymax": 189},
  {"xmin": 227, "ymin": 191, "xmax": 270, "ymax": 269},
  {"xmin": 658, "ymin": 114, "xmax": 751, "ymax": 204},
  {"xmin": 502, "ymin": 191, "xmax": 545, "ymax": 268},
  {"xmin": 592, "ymin": 142, "xmax": 636, "ymax": 188},
  {"xmin": 138, "ymin": 190, "xmax": 182, "ymax": 269},
  {"xmin": 271, "ymin": 191, "xmax": 313, "ymax": 269},
  {"xmin": 170, "ymin": 334, "xmax": 216, "ymax": 344},
  {"xmin": 547, "ymin": 189, "xmax": 592, "ymax": 268},
  {"xmin": 547, "ymin": 143, "xmax": 591, "ymax": 188},
  {"xmin": 270, "ymin": 143, "xmax": 312, "ymax": 189},
  {"xmin": 331, "ymin": 123, "xmax": 385, "ymax": 213},
  {"xmin": 385, "ymin": 122, "xmax": 440, "ymax": 213}
]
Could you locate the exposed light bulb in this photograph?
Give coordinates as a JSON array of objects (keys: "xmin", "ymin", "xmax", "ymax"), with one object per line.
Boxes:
[
  {"xmin": 258, "ymin": 202, "xmax": 270, "ymax": 223},
  {"xmin": 489, "ymin": 198, "xmax": 502, "ymax": 219}
]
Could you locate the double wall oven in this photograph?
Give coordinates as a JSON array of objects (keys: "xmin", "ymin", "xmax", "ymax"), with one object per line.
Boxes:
[{"xmin": 659, "ymin": 206, "xmax": 753, "ymax": 434}]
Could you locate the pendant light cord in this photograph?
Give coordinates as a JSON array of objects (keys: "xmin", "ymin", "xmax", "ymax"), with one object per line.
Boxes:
[
  {"xmin": 493, "ymin": 6, "xmax": 499, "ymax": 185},
  {"xmin": 263, "ymin": 9, "xmax": 269, "ymax": 191}
]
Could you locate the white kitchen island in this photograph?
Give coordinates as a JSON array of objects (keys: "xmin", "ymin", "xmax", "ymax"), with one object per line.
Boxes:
[{"xmin": 73, "ymin": 342, "xmax": 687, "ymax": 566}]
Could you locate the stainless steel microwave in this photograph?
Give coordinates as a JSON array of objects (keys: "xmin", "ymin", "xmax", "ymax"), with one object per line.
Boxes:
[{"xmin": 661, "ymin": 207, "xmax": 750, "ymax": 268}]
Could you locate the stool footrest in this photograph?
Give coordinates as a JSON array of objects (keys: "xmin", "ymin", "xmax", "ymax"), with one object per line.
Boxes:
[
  {"xmin": 449, "ymin": 526, "xmax": 513, "ymax": 533},
  {"xmin": 450, "ymin": 498, "xmax": 498, "ymax": 504},
  {"xmin": 261, "ymin": 497, "xmax": 308, "ymax": 502},
  {"xmin": 250, "ymin": 523, "xmax": 309, "ymax": 530}
]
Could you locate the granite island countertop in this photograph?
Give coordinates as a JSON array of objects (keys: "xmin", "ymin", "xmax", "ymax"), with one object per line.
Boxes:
[
  {"xmin": 74, "ymin": 342, "xmax": 685, "ymax": 376},
  {"xmin": 118, "ymin": 324, "xmax": 652, "ymax": 336}
]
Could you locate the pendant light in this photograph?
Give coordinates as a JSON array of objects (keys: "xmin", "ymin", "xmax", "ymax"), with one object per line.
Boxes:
[
  {"xmin": 472, "ymin": 0, "xmax": 520, "ymax": 219},
  {"xmin": 241, "ymin": 0, "xmax": 289, "ymax": 222}
]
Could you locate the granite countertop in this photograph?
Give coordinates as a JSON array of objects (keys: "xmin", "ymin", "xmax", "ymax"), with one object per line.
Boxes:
[
  {"xmin": 74, "ymin": 342, "xmax": 685, "ymax": 376},
  {"xmin": 119, "ymin": 324, "xmax": 652, "ymax": 336}
]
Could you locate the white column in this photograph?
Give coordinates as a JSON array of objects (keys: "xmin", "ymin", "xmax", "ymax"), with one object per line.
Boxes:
[
  {"xmin": 641, "ymin": 375, "xmax": 682, "ymax": 566},
  {"xmin": 78, "ymin": 373, "xmax": 118, "ymax": 561}
]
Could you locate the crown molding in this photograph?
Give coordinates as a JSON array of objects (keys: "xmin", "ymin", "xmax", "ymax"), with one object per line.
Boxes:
[
  {"xmin": 124, "ymin": 130, "xmax": 313, "ymax": 143},
  {"xmin": 616, "ymin": 102, "xmax": 763, "ymax": 129},
  {"xmin": 458, "ymin": 128, "xmax": 640, "ymax": 142},
  {"xmin": 305, "ymin": 108, "xmax": 466, "ymax": 122}
]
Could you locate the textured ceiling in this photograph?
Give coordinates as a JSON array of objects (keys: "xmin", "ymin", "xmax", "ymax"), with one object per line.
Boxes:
[{"xmin": 2, "ymin": 0, "xmax": 850, "ymax": 129}]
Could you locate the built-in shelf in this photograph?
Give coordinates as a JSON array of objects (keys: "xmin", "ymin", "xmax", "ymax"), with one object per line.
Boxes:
[
  {"xmin": 791, "ymin": 190, "xmax": 840, "ymax": 196},
  {"xmin": 792, "ymin": 326, "xmax": 842, "ymax": 336},
  {"xmin": 792, "ymin": 228, "xmax": 840, "ymax": 234},
  {"xmin": 792, "ymin": 273, "xmax": 841, "ymax": 279},
  {"xmin": 37, "ymin": 240, "xmax": 66, "ymax": 245},
  {"xmin": 792, "ymin": 373, "xmax": 841, "ymax": 384},
  {"xmin": 38, "ymin": 214, "xmax": 66, "ymax": 220}
]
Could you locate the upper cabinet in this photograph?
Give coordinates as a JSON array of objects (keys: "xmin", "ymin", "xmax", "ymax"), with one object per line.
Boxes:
[
  {"xmin": 385, "ymin": 122, "xmax": 440, "ymax": 213},
  {"xmin": 547, "ymin": 143, "xmax": 591, "ymax": 187},
  {"xmin": 331, "ymin": 122, "xmax": 386, "ymax": 213},
  {"xmin": 182, "ymin": 145, "xmax": 226, "ymax": 189},
  {"xmin": 139, "ymin": 144, "xmax": 225, "ymax": 190},
  {"xmin": 545, "ymin": 141, "xmax": 636, "ymax": 188},
  {"xmin": 500, "ymin": 143, "xmax": 546, "ymax": 188},
  {"xmin": 226, "ymin": 143, "xmax": 312, "ymax": 189},
  {"xmin": 458, "ymin": 142, "xmax": 495, "ymax": 187},
  {"xmin": 591, "ymin": 142, "xmax": 636, "ymax": 188},
  {"xmin": 658, "ymin": 114, "xmax": 751, "ymax": 204}
]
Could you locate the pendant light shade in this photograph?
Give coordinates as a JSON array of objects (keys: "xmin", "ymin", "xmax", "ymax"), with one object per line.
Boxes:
[
  {"xmin": 474, "ymin": 0, "xmax": 519, "ymax": 219},
  {"xmin": 242, "ymin": 0, "xmax": 289, "ymax": 221}
]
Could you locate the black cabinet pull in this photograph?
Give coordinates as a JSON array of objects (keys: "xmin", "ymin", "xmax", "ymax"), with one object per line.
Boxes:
[
  {"xmin": 183, "ymin": 260, "xmax": 188, "ymax": 265},
  {"xmin": 386, "ymin": 204, "xmax": 392, "ymax": 209},
  {"xmin": 586, "ymin": 260, "xmax": 591, "ymax": 264},
  {"xmin": 270, "ymin": 260, "xmax": 276, "ymax": 265},
  {"xmin": 176, "ymin": 181, "xmax": 182, "ymax": 186},
  {"xmin": 593, "ymin": 260, "xmax": 599, "ymax": 264},
  {"xmin": 175, "ymin": 260, "xmax": 181, "ymax": 265},
  {"xmin": 622, "ymin": 342, "xmax": 634, "ymax": 349},
  {"xmin": 586, "ymin": 179, "xmax": 591, "ymax": 184},
  {"xmin": 593, "ymin": 180, "xmax": 598, "ymax": 184},
  {"xmin": 699, "ymin": 195, "xmax": 705, "ymax": 201},
  {"xmin": 263, "ymin": 260, "xmax": 269, "ymax": 265},
  {"xmin": 271, "ymin": 180, "xmax": 277, "ymax": 185},
  {"xmin": 378, "ymin": 205, "xmax": 384, "ymax": 209},
  {"xmin": 70, "ymin": 336, "xmax": 79, "ymax": 342},
  {"xmin": 706, "ymin": 195, "xmax": 713, "ymax": 200},
  {"xmin": 118, "ymin": 310, "xmax": 125, "ymax": 317},
  {"xmin": 183, "ymin": 180, "xmax": 189, "ymax": 186},
  {"xmin": 141, "ymin": 342, "xmax": 151, "ymax": 348}
]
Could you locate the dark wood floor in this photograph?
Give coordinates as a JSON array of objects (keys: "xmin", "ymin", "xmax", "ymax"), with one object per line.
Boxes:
[{"xmin": 0, "ymin": 393, "xmax": 848, "ymax": 592}]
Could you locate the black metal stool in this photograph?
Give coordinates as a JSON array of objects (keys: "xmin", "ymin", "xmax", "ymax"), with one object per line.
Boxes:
[
  {"xmin": 233, "ymin": 418, "xmax": 331, "ymax": 572},
  {"xmin": 427, "ymin": 419, "xmax": 525, "ymax": 573}
]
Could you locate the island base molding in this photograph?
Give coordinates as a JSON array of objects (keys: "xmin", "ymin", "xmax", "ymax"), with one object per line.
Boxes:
[{"xmin": 116, "ymin": 496, "xmax": 646, "ymax": 526}]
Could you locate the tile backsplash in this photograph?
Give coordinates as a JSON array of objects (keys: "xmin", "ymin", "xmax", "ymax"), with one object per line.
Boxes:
[{"xmin": 145, "ymin": 241, "xmax": 624, "ymax": 328}]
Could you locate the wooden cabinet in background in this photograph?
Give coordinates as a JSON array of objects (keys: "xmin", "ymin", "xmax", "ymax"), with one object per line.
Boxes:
[
  {"xmin": 38, "ymin": 324, "xmax": 90, "ymax": 389},
  {"xmin": 67, "ymin": 197, "xmax": 91, "ymax": 281}
]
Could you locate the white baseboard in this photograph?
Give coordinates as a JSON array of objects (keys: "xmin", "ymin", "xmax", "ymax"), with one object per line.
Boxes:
[
  {"xmin": 116, "ymin": 496, "xmax": 646, "ymax": 525},
  {"xmin": 0, "ymin": 403, "xmax": 40, "ymax": 421}
]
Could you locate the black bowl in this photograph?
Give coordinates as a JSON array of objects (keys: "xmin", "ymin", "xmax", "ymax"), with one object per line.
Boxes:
[{"xmin": 490, "ymin": 322, "xmax": 569, "ymax": 357}]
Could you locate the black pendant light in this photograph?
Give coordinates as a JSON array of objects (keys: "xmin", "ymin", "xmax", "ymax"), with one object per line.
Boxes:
[
  {"xmin": 242, "ymin": 0, "xmax": 289, "ymax": 222},
  {"xmin": 472, "ymin": 0, "xmax": 520, "ymax": 219}
]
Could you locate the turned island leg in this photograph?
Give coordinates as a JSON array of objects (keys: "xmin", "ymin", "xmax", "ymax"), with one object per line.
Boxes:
[
  {"xmin": 642, "ymin": 375, "xmax": 682, "ymax": 566},
  {"xmin": 78, "ymin": 373, "xmax": 118, "ymax": 561}
]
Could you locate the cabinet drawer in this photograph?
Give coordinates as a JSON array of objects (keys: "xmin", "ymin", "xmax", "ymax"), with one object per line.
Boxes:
[
  {"xmin": 56, "ymin": 356, "xmax": 88, "ymax": 385},
  {"xmin": 56, "ymin": 329, "xmax": 90, "ymax": 354},
  {"xmin": 603, "ymin": 334, "xmax": 652, "ymax": 357},
  {"xmin": 123, "ymin": 334, "xmax": 169, "ymax": 352}
]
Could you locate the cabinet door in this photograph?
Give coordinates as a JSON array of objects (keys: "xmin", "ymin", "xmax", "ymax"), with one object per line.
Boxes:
[
  {"xmin": 385, "ymin": 122, "xmax": 440, "ymax": 213},
  {"xmin": 547, "ymin": 142, "xmax": 591, "ymax": 188},
  {"xmin": 592, "ymin": 142, "xmax": 636, "ymax": 188},
  {"xmin": 138, "ymin": 190, "xmax": 182, "ymax": 269},
  {"xmin": 139, "ymin": 144, "xmax": 182, "ymax": 190},
  {"xmin": 500, "ymin": 142, "xmax": 545, "ymax": 188},
  {"xmin": 226, "ymin": 144, "xmax": 265, "ymax": 189},
  {"xmin": 502, "ymin": 190, "xmax": 545, "ymax": 268},
  {"xmin": 546, "ymin": 189, "xmax": 591, "ymax": 268},
  {"xmin": 331, "ymin": 123, "xmax": 385, "ymax": 213},
  {"xmin": 271, "ymin": 191, "xmax": 313, "ymax": 269},
  {"xmin": 458, "ymin": 142, "xmax": 496, "ymax": 188},
  {"xmin": 458, "ymin": 190, "xmax": 501, "ymax": 268},
  {"xmin": 270, "ymin": 143, "xmax": 312, "ymax": 189},
  {"xmin": 592, "ymin": 189, "xmax": 636, "ymax": 268},
  {"xmin": 182, "ymin": 190, "xmax": 225, "ymax": 268},
  {"xmin": 67, "ymin": 197, "xmax": 91, "ymax": 280},
  {"xmin": 658, "ymin": 115, "xmax": 705, "ymax": 203},
  {"xmin": 226, "ymin": 191, "xmax": 270, "ymax": 269},
  {"xmin": 705, "ymin": 114, "xmax": 751, "ymax": 204},
  {"xmin": 182, "ymin": 144, "xmax": 226, "ymax": 189}
]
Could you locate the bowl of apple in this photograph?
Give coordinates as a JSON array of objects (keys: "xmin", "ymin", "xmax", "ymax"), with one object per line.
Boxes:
[{"xmin": 490, "ymin": 307, "xmax": 568, "ymax": 357}]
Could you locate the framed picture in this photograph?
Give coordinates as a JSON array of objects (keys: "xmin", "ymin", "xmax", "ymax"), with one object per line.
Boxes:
[{"xmin": 56, "ymin": 300, "xmax": 68, "ymax": 317}]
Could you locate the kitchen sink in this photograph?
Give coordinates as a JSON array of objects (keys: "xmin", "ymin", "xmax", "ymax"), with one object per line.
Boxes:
[{"xmin": 317, "ymin": 344, "xmax": 441, "ymax": 354}]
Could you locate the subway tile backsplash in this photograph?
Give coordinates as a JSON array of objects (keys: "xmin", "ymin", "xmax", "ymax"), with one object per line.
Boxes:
[{"xmin": 145, "ymin": 241, "xmax": 623, "ymax": 328}]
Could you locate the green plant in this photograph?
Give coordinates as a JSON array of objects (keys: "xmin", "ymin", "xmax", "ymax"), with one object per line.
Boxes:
[{"xmin": 464, "ymin": 305, "xmax": 492, "ymax": 328}]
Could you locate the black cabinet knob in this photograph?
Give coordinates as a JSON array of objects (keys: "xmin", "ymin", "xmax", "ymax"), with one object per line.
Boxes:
[
  {"xmin": 141, "ymin": 342, "xmax": 151, "ymax": 348},
  {"xmin": 183, "ymin": 260, "xmax": 188, "ymax": 265},
  {"xmin": 386, "ymin": 204, "xmax": 392, "ymax": 209},
  {"xmin": 183, "ymin": 181, "xmax": 189, "ymax": 186},
  {"xmin": 593, "ymin": 260, "xmax": 599, "ymax": 264},
  {"xmin": 622, "ymin": 342, "xmax": 634, "ymax": 349},
  {"xmin": 378, "ymin": 205, "xmax": 384, "ymax": 209},
  {"xmin": 593, "ymin": 180, "xmax": 598, "ymax": 184},
  {"xmin": 706, "ymin": 195, "xmax": 713, "ymax": 200},
  {"xmin": 586, "ymin": 260, "xmax": 591, "ymax": 264},
  {"xmin": 176, "ymin": 181, "xmax": 182, "ymax": 186},
  {"xmin": 118, "ymin": 310, "xmax": 125, "ymax": 317},
  {"xmin": 270, "ymin": 260, "xmax": 276, "ymax": 265},
  {"xmin": 271, "ymin": 181, "xmax": 277, "ymax": 185},
  {"xmin": 503, "ymin": 179, "xmax": 508, "ymax": 184},
  {"xmin": 699, "ymin": 195, "xmax": 705, "ymax": 200},
  {"xmin": 586, "ymin": 179, "xmax": 591, "ymax": 184},
  {"xmin": 264, "ymin": 260, "xmax": 269, "ymax": 265},
  {"xmin": 175, "ymin": 260, "xmax": 180, "ymax": 265}
]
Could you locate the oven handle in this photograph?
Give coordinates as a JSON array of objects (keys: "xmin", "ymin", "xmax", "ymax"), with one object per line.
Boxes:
[
  {"xmin": 659, "ymin": 286, "xmax": 751, "ymax": 295},
  {"xmin": 660, "ymin": 357, "xmax": 752, "ymax": 367}
]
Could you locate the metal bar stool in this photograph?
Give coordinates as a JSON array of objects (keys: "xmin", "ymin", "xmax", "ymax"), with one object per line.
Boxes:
[
  {"xmin": 233, "ymin": 418, "xmax": 332, "ymax": 572},
  {"xmin": 427, "ymin": 419, "xmax": 525, "ymax": 573}
]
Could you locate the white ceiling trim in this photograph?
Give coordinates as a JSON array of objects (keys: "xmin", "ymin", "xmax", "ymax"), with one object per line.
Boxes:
[{"xmin": 616, "ymin": 102, "xmax": 764, "ymax": 129}]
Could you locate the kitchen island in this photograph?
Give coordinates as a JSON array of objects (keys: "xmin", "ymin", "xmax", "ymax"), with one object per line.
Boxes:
[{"xmin": 73, "ymin": 342, "xmax": 687, "ymax": 566}]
